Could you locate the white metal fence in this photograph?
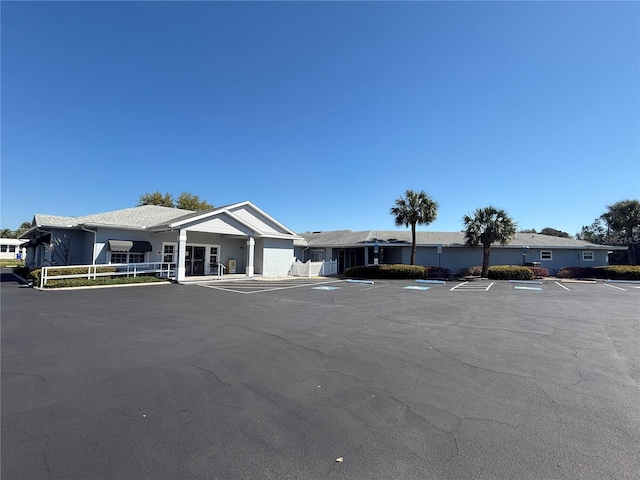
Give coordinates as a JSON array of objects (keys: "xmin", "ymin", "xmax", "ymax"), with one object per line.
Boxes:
[
  {"xmin": 291, "ymin": 259, "xmax": 338, "ymax": 277},
  {"xmin": 39, "ymin": 262, "xmax": 176, "ymax": 288}
]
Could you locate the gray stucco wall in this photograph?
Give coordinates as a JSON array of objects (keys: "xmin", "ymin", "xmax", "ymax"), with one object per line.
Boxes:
[{"xmin": 261, "ymin": 238, "xmax": 295, "ymax": 277}]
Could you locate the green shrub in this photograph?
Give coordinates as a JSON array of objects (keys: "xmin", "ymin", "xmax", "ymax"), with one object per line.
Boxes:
[
  {"xmin": 487, "ymin": 265, "xmax": 534, "ymax": 280},
  {"xmin": 460, "ymin": 266, "xmax": 483, "ymax": 277},
  {"xmin": 526, "ymin": 266, "xmax": 549, "ymax": 278},
  {"xmin": 345, "ymin": 264, "xmax": 426, "ymax": 279},
  {"xmin": 424, "ymin": 266, "xmax": 452, "ymax": 278},
  {"xmin": 596, "ymin": 265, "xmax": 640, "ymax": 280},
  {"xmin": 556, "ymin": 267, "xmax": 597, "ymax": 279}
]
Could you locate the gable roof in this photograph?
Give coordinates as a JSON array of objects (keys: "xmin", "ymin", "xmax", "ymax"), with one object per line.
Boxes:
[
  {"xmin": 297, "ymin": 230, "xmax": 622, "ymax": 250},
  {"xmin": 23, "ymin": 202, "xmax": 301, "ymax": 240},
  {"xmin": 154, "ymin": 201, "xmax": 301, "ymax": 239}
]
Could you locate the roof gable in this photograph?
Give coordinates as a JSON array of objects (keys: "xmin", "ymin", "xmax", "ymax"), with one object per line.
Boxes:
[{"xmin": 168, "ymin": 201, "xmax": 300, "ymax": 238}]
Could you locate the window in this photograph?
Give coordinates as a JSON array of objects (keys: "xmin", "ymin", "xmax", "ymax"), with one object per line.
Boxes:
[
  {"xmin": 163, "ymin": 243, "xmax": 177, "ymax": 263},
  {"xmin": 540, "ymin": 250, "xmax": 552, "ymax": 261},
  {"xmin": 110, "ymin": 252, "xmax": 146, "ymax": 264},
  {"xmin": 129, "ymin": 252, "xmax": 145, "ymax": 263},
  {"xmin": 582, "ymin": 250, "xmax": 594, "ymax": 262},
  {"xmin": 0, "ymin": 245, "xmax": 7, "ymax": 252},
  {"xmin": 209, "ymin": 246, "xmax": 219, "ymax": 265},
  {"xmin": 9, "ymin": 245, "xmax": 16, "ymax": 252},
  {"xmin": 110, "ymin": 252, "xmax": 127, "ymax": 264},
  {"xmin": 310, "ymin": 249, "xmax": 325, "ymax": 262}
]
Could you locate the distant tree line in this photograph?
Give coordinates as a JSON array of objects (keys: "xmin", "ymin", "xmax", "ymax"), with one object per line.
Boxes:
[
  {"xmin": 576, "ymin": 199, "xmax": 640, "ymax": 265},
  {"xmin": 1, "ymin": 222, "xmax": 31, "ymax": 239},
  {"xmin": 518, "ymin": 227, "xmax": 572, "ymax": 238},
  {"xmin": 137, "ymin": 191, "xmax": 214, "ymax": 211}
]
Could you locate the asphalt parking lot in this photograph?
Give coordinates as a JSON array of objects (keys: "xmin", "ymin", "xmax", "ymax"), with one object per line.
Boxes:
[{"xmin": 2, "ymin": 272, "xmax": 639, "ymax": 479}]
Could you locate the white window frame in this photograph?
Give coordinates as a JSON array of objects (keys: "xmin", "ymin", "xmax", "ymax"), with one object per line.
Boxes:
[
  {"xmin": 108, "ymin": 251, "xmax": 148, "ymax": 264},
  {"xmin": 162, "ymin": 242, "xmax": 178, "ymax": 263},
  {"xmin": 310, "ymin": 249, "xmax": 325, "ymax": 262},
  {"xmin": 582, "ymin": 250, "xmax": 595, "ymax": 262},
  {"xmin": 540, "ymin": 250, "xmax": 553, "ymax": 261}
]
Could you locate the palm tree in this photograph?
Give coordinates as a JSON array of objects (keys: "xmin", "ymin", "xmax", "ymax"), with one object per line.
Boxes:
[
  {"xmin": 390, "ymin": 190, "xmax": 438, "ymax": 265},
  {"xmin": 602, "ymin": 199, "xmax": 640, "ymax": 265},
  {"xmin": 463, "ymin": 206, "xmax": 517, "ymax": 278}
]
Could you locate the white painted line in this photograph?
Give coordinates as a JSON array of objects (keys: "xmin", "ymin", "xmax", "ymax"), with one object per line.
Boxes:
[
  {"xmin": 508, "ymin": 280, "xmax": 543, "ymax": 284},
  {"xmin": 346, "ymin": 279, "xmax": 375, "ymax": 285},
  {"xmin": 312, "ymin": 286, "xmax": 340, "ymax": 290},
  {"xmin": 403, "ymin": 286, "xmax": 430, "ymax": 290},
  {"xmin": 514, "ymin": 286, "xmax": 542, "ymax": 291},
  {"xmin": 554, "ymin": 281, "xmax": 570, "ymax": 291},
  {"xmin": 604, "ymin": 283, "xmax": 626, "ymax": 291},
  {"xmin": 198, "ymin": 284, "xmax": 252, "ymax": 294},
  {"xmin": 485, "ymin": 282, "xmax": 495, "ymax": 291},
  {"xmin": 450, "ymin": 282, "xmax": 468, "ymax": 291},
  {"xmin": 416, "ymin": 279, "xmax": 445, "ymax": 284}
]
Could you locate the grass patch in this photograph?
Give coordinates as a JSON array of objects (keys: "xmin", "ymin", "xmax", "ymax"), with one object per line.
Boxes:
[
  {"xmin": 45, "ymin": 275, "xmax": 169, "ymax": 288},
  {"xmin": 0, "ymin": 259, "xmax": 20, "ymax": 267}
]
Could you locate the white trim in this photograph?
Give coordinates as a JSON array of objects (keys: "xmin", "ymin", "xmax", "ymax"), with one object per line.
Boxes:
[
  {"xmin": 540, "ymin": 250, "xmax": 553, "ymax": 261},
  {"xmin": 582, "ymin": 250, "xmax": 595, "ymax": 262}
]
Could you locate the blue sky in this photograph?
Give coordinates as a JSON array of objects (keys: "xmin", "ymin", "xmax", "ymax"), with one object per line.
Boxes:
[{"xmin": 2, "ymin": 1, "xmax": 638, "ymax": 236}]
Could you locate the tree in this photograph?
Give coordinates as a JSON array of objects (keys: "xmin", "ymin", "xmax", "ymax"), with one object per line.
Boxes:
[
  {"xmin": 137, "ymin": 191, "xmax": 214, "ymax": 211},
  {"xmin": 138, "ymin": 191, "xmax": 175, "ymax": 208},
  {"xmin": 0, "ymin": 221, "xmax": 32, "ymax": 239},
  {"xmin": 603, "ymin": 199, "xmax": 640, "ymax": 265},
  {"xmin": 519, "ymin": 228, "xmax": 537, "ymax": 234},
  {"xmin": 463, "ymin": 206, "xmax": 517, "ymax": 278},
  {"xmin": 576, "ymin": 218, "xmax": 608, "ymax": 244},
  {"xmin": 390, "ymin": 189, "xmax": 438, "ymax": 265},
  {"xmin": 539, "ymin": 227, "xmax": 572, "ymax": 238},
  {"xmin": 175, "ymin": 192, "xmax": 214, "ymax": 211}
]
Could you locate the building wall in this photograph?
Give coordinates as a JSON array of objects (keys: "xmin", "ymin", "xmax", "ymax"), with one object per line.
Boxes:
[
  {"xmin": 0, "ymin": 239, "xmax": 27, "ymax": 260},
  {"xmin": 93, "ymin": 228, "xmax": 156, "ymax": 264},
  {"xmin": 261, "ymin": 238, "xmax": 295, "ymax": 277}
]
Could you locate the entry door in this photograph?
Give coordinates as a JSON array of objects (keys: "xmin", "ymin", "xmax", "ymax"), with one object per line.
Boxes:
[
  {"xmin": 185, "ymin": 246, "xmax": 206, "ymax": 275},
  {"xmin": 338, "ymin": 250, "xmax": 345, "ymax": 273}
]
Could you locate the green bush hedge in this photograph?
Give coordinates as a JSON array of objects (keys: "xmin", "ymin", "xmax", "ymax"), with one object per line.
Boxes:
[
  {"xmin": 344, "ymin": 264, "xmax": 450, "ymax": 280},
  {"xmin": 557, "ymin": 265, "xmax": 640, "ymax": 280},
  {"xmin": 45, "ymin": 276, "xmax": 168, "ymax": 288},
  {"xmin": 459, "ymin": 266, "xmax": 483, "ymax": 277},
  {"xmin": 487, "ymin": 265, "xmax": 534, "ymax": 280},
  {"xmin": 599, "ymin": 265, "xmax": 640, "ymax": 280}
]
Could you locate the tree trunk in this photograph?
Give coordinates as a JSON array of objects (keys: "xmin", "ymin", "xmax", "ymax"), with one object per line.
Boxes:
[
  {"xmin": 481, "ymin": 244, "xmax": 491, "ymax": 278},
  {"xmin": 410, "ymin": 223, "xmax": 416, "ymax": 265},
  {"xmin": 626, "ymin": 225, "xmax": 637, "ymax": 265}
]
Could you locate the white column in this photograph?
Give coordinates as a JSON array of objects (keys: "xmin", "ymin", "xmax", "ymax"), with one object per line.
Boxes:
[
  {"xmin": 246, "ymin": 237, "xmax": 255, "ymax": 277},
  {"xmin": 177, "ymin": 229, "xmax": 187, "ymax": 282}
]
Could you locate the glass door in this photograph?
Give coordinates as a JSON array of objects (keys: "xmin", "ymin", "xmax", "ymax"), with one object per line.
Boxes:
[{"xmin": 185, "ymin": 246, "xmax": 206, "ymax": 276}]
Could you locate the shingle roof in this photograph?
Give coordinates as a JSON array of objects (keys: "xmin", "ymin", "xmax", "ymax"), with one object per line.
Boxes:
[
  {"xmin": 33, "ymin": 205, "xmax": 194, "ymax": 229},
  {"xmin": 297, "ymin": 230, "xmax": 618, "ymax": 249},
  {"xmin": 78, "ymin": 205, "xmax": 193, "ymax": 228}
]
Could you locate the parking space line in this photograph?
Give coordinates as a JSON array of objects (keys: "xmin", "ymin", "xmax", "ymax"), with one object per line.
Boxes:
[
  {"xmin": 450, "ymin": 281, "xmax": 494, "ymax": 291},
  {"xmin": 450, "ymin": 281, "xmax": 468, "ymax": 291},
  {"xmin": 554, "ymin": 281, "xmax": 570, "ymax": 291},
  {"xmin": 197, "ymin": 279, "xmax": 343, "ymax": 294},
  {"xmin": 604, "ymin": 283, "xmax": 626, "ymax": 291}
]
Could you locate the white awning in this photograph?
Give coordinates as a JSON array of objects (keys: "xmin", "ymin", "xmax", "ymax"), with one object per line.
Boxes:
[{"xmin": 107, "ymin": 240, "xmax": 152, "ymax": 252}]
